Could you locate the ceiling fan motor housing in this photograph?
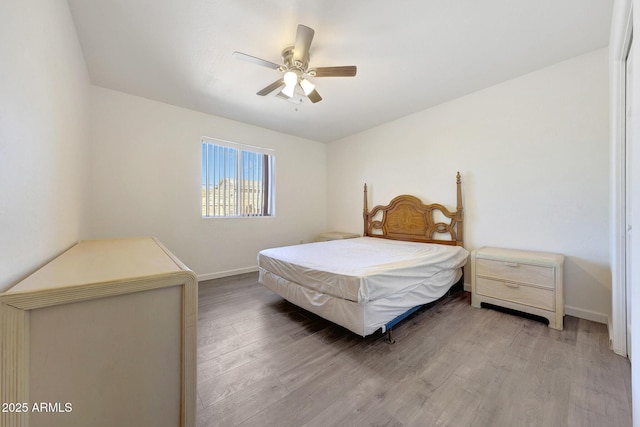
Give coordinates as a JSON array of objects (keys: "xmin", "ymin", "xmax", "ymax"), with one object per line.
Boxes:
[{"xmin": 281, "ymin": 46, "xmax": 308, "ymax": 73}]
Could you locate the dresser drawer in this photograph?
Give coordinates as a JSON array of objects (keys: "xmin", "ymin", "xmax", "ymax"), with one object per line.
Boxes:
[
  {"xmin": 476, "ymin": 277, "xmax": 555, "ymax": 311},
  {"xmin": 476, "ymin": 258, "xmax": 554, "ymax": 289}
]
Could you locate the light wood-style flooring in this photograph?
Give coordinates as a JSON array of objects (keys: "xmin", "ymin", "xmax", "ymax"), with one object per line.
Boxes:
[{"xmin": 196, "ymin": 273, "xmax": 632, "ymax": 427}]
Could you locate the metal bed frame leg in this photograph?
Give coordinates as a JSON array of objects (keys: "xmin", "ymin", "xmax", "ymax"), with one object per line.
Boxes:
[{"xmin": 385, "ymin": 329, "xmax": 396, "ymax": 344}]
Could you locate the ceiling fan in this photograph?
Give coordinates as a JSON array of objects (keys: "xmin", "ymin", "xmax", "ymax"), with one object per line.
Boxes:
[{"xmin": 233, "ymin": 24, "xmax": 357, "ymax": 104}]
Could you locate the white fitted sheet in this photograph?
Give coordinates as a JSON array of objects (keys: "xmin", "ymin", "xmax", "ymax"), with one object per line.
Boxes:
[{"xmin": 257, "ymin": 237, "xmax": 469, "ymax": 336}]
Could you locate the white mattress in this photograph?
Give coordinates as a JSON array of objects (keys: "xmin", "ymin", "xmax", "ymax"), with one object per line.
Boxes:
[{"xmin": 258, "ymin": 237, "xmax": 469, "ymax": 336}]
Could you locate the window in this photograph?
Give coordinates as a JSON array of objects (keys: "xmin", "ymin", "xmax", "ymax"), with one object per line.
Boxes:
[{"xmin": 201, "ymin": 137, "xmax": 275, "ymax": 217}]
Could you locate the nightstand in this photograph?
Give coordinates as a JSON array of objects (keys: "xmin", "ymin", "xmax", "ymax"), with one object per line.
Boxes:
[
  {"xmin": 317, "ymin": 232, "xmax": 360, "ymax": 241},
  {"xmin": 471, "ymin": 247, "xmax": 565, "ymax": 330}
]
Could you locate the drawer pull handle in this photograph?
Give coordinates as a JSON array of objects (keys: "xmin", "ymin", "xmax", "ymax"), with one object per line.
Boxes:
[
  {"xmin": 504, "ymin": 282, "xmax": 520, "ymax": 288},
  {"xmin": 503, "ymin": 262, "xmax": 519, "ymax": 267}
]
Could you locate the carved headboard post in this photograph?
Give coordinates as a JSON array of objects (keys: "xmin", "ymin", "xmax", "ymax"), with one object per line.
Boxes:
[
  {"xmin": 456, "ymin": 172, "xmax": 464, "ymax": 246},
  {"xmin": 363, "ymin": 183, "xmax": 369, "ymax": 236}
]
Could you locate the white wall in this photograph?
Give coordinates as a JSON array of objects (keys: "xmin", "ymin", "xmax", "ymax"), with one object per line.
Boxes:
[
  {"xmin": 327, "ymin": 48, "xmax": 610, "ymax": 322},
  {"xmin": 0, "ymin": 0, "xmax": 90, "ymax": 291},
  {"xmin": 88, "ymin": 87, "xmax": 327, "ymax": 279}
]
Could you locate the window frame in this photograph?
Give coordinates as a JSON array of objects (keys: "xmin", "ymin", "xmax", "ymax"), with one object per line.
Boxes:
[{"xmin": 201, "ymin": 137, "xmax": 276, "ymax": 219}]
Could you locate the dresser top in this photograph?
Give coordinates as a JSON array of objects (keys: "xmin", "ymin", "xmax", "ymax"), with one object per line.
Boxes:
[
  {"xmin": 474, "ymin": 246, "xmax": 564, "ymax": 266},
  {"xmin": 4, "ymin": 237, "xmax": 190, "ymax": 295}
]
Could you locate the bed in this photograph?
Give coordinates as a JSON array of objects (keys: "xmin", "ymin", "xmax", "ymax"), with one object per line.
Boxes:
[{"xmin": 258, "ymin": 172, "xmax": 468, "ymax": 340}]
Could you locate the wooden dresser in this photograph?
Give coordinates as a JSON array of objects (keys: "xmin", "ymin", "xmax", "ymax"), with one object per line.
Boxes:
[
  {"xmin": 471, "ymin": 246, "xmax": 564, "ymax": 330},
  {"xmin": 0, "ymin": 237, "xmax": 198, "ymax": 427}
]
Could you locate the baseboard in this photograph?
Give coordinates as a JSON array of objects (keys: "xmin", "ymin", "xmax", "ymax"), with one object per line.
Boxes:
[
  {"xmin": 463, "ymin": 282, "xmax": 471, "ymax": 293},
  {"xmin": 564, "ymin": 304, "xmax": 609, "ymax": 325},
  {"xmin": 198, "ymin": 266, "xmax": 258, "ymax": 282}
]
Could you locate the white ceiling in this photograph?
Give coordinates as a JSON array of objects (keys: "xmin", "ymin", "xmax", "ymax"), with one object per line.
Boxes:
[{"xmin": 67, "ymin": 0, "xmax": 613, "ymax": 143}]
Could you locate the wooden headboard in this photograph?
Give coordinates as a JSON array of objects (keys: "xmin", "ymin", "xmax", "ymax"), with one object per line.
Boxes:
[{"xmin": 363, "ymin": 172, "xmax": 464, "ymax": 246}]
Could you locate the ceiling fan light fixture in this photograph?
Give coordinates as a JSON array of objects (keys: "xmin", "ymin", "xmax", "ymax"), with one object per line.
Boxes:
[
  {"xmin": 281, "ymin": 83, "xmax": 296, "ymax": 98},
  {"xmin": 283, "ymin": 71, "xmax": 298, "ymax": 87},
  {"xmin": 281, "ymin": 70, "xmax": 299, "ymax": 97},
  {"xmin": 300, "ymin": 78, "xmax": 315, "ymax": 96}
]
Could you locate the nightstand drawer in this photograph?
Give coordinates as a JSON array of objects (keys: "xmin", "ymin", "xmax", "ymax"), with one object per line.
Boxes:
[
  {"xmin": 476, "ymin": 259, "xmax": 554, "ymax": 289},
  {"xmin": 476, "ymin": 277, "xmax": 555, "ymax": 311}
]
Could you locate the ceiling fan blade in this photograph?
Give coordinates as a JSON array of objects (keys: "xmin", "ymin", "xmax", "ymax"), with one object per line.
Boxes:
[
  {"xmin": 233, "ymin": 51, "xmax": 282, "ymax": 71},
  {"xmin": 257, "ymin": 79, "xmax": 285, "ymax": 96},
  {"xmin": 307, "ymin": 89, "xmax": 322, "ymax": 103},
  {"xmin": 311, "ymin": 66, "xmax": 357, "ymax": 77},
  {"xmin": 293, "ymin": 25, "xmax": 314, "ymax": 65}
]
